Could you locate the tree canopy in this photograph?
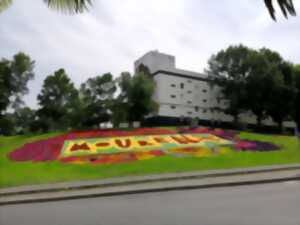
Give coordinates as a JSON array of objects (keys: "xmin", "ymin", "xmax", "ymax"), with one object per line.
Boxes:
[
  {"xmin": 37, "ymin": 69, "xmax": 78, "ymax": 131},
  {"xmin": 294, "ymin": 65, "xmax": 300, "ymax": 128},
  {"xmin": 206, "ymin": 45, "xmax": 252, "ymax": 123},
  {"xmin": 266, "ymin": 61, "xmax": 296, "ymax": 130},
  {"xmin": 245, "ymin": 48, "xmax": 285, "ymax": 128},
  {"xmin": 112, "ymin": 72, "xmax": 158, "ymax": 126},
  {"xmin": 0, "ymin": 52, "xmax": 34, "ymax": 115},
  {"xmin": 0, "ymin": 52, "xmax": 34, "ymax": 135},
  {"xmin": 78, "ymin": 73, "xmax": 116, "ymax": 128},
  {"xmin": 1, "ymin": 49, "xmax": 299, "ymax": 135},
  {"xmin": 206, "ymin": 44, "xmax": 296, "ymax": 130}
]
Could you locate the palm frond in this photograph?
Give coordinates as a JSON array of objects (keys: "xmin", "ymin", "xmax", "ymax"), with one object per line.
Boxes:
[
  {"xmin": 0, "ymin": 0, "xmax": 12, "ymax": 13},
  {"xmin": 44, "ymin": 0, "xmax": 92, "ymax": 14},
  {"xmin": 265, "ymin": 0, "xmax": 296, "ymax": 20},
  {"xmin": 278, "ymin": 0, "xmax": 296, "ymax": 17}
]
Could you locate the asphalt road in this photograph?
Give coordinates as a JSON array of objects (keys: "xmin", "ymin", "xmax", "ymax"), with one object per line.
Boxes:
[{"xmin": 1, "ymin": 181, "xmax": 300, "ymax": 225}]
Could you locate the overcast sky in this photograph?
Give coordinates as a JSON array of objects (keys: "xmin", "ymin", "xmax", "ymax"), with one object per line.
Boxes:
[{"xmin": 1, "ymin": 0, "xmax": 300, "ymax": 108}]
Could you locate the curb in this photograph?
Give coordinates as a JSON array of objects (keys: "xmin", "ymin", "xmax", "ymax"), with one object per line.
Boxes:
[
  {"xmin": 0, "ymin": 164, "xmax": 300, "ymax": 206},
  {"xmin": 1, "ymin": 176, "xmax": 299, "ymax": 206},
  {"xmin": 1, "ymin": 164, "xmax": 300, "ymax": 197}
]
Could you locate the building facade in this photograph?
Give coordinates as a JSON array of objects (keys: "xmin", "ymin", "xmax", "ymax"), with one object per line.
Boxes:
[{"xmin": 134, "ymin": 51, "xmax": 295, "ymax": 128}]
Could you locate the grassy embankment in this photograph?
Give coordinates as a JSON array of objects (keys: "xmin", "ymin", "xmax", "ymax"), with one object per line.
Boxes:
[{"xmin": 0, "ymin": 131, "xmax": 299, "ymax": 188}]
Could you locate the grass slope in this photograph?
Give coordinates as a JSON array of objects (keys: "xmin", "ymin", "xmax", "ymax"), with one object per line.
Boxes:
[{"xmin": 0, "ymin": 131, "xmax": 299, "ymax": 188}]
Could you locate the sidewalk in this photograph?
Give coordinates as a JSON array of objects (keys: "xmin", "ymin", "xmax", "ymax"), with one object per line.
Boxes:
[{"xmin": 1, "ymin": 164, "xmax": 300, "ymax": 205}]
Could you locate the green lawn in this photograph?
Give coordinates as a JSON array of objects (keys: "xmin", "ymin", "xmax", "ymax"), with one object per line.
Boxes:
[{"xmin": 0, "ymin": 131, "xmax": 299, "ymax": 188}]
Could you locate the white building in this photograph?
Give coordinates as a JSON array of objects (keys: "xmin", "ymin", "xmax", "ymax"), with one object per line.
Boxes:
[{"xmin": 134, "ymin": 51, "xmax": 295, "ymax": 129}]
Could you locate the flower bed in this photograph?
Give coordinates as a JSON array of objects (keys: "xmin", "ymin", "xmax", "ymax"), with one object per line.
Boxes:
[
  {"xmin": 9, "ymin": 128, "xmax": 176, "ymax": 162},
  {"xmin": 180, "ymin": 128, "xmax": 280, "ymax": 151},
  {"xmin": 8, "ymin": 127, "xmax": 280, "ymax": 165},
  {"xmin": 67, "ymin": 128, "xmax": 177, "ymax": 139},
  {"xmin": 235, "ymin": 140, "xmax": 280, "ymax": 151}
]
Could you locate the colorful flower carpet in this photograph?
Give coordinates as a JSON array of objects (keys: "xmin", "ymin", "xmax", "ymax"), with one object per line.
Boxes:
[{"xmin": 8, "ymin": 127, "xmax": 280, "ymax": 165}]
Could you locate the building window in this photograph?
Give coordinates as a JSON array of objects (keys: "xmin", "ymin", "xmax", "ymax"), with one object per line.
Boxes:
[
  {"xmin": 203, "ymin": 109, "xmax": 207, "ymax": 113},
  {"xmin": 203, "ymin": 89, "xmax": 207, "ymax": 93},
  {"xmin": 187, "ymin": 90, "xmax": 192, "ymax": 94},
  {"xmin": 171, "ymin": 95, "xmax": 176, "ymax": 98},
  {"xmin": 170, "ymin": 105, "xmax": 176, "ymax": 109},
  {"xmin": 171, "ymin": 84, "xmax": 176, "ymax": 88},
  {"xmin": 217, "ymin": 98, "xmax": 221, "ymax": 104},
  {"xmin": 187, "ymin": 112, "xmax": 193, "ymax": 115},
  {"xmin": 195, "ymin": 106, "xmax": 199, "ymax": 112},
  {"xmin": 180, "ymin": 83, "xmax": 184, "ymax": 89},
  {"xmin": 203, "ymin": 99, "xmax": 207, "ymax": 103},
  {"xmin": 187, "ymin": 101, "xmax": 192, "ymax": 104},
  {"xmin": 188, "ymin": 80, "xmax": 192, "ymax": 83}
]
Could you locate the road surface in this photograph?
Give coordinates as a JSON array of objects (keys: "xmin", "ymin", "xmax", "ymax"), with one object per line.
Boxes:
[{"xmin": 1, "ymin": 181, "xmax": 300, "ymax": 225}]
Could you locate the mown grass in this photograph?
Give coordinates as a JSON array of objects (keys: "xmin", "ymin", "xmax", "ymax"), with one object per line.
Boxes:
[{"xmin": 0, "ymin": 131, "xmax": 299, "ymax": 188}]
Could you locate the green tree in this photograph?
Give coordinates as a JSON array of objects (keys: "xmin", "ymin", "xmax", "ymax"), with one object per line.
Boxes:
[
  {"xmin": 78, "ymin": 73, "xmax": 116, "ymax": 128},
  {"xmin": 13, "ymin": 107, "xmax": 36, "ymax": 134},
  {"xmin": 0, "ymin": 52, "xmax": 34, "ymax": 114},
  {"xmin": 128, "ymin": 72, "xmax": 158, "ymax": 122},
  {"xmin": 0, "ymin": 114, "xmax": 14, "ymax": 135},
  {"xmin": 206, "ymin": 45, "xmax": 252, "ymax": 125},
  {"xmin": 0, "ymin": 60, "xmax": 12, "ymax": 115},
  {"xmin": 245, "ymin": 48, "xmax": 285, "ymax": 128},
  {"xmin": 294, "ymin": 65, "xmax": 300, "ymax": 128},
  {"xmin": 136, "ymin": 64, "xmax": 151, "ymax": 76},
  {"xmin": 112, "ymin": 72, "xmax": 158, "ymax": 127},
  {"xmin": 208, "ymin": 45, "xmax": 296, "ymax": 130},
  {"xmin": 0, "ymin": 52, "xmax": 34, "ymax": 135},
  {"xmin": 111, "ymin": 72, "xmax": 131, "ymax": 126},
  {"xmin": 266, "ymin": 62, "xmax": 295, "ymax": 131},
  {"xmin": 0, "ymin": 0, "xmax": 92, "ymax": 14},
  {"xmin": 37, "ymin": 69, "xmax": 78, "ymax": 131}
]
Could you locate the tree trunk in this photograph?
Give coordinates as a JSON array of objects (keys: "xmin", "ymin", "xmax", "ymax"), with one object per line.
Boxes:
[
  {"xmin": 233, "ymin": 114, "xmax": 239, "ymax": 129},
  {"xmin": 256, "ymin": 115, "xmax": 262, "ymax": 131},
  {"xmin": 129, "ymin": 121, "xmax": 134, "ymax": 129},
  {"xmin": 278, "ymin": 120, "xmax": 283, "ymax": 134}
]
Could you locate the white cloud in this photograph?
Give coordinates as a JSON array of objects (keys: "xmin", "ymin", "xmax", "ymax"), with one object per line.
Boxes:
[{"xmin": 0, "ymin": 0, "xmax": 299, "ymax": 108}]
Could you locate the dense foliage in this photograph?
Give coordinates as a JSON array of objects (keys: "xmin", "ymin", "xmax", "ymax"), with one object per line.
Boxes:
[
  {"xmin": 294, "ymin": 65, "xmax": 300, "ymax": 128},
  {"xmin": 207, "ymin": 44, "xmax": 298, "ymax": 131},
  {"xmin": 112, "ymin": 72, "xmax": 158, "ymax": 127},
  {"xmin": 0, "ymin": 53, "xmax": 157, "ymax": 134},
  {"xmin": 0, "ymin": 52, "xmax": 34, "ymax": 135},
  {"xmin": 1, "ymin": 46, "xmax": 299, "ymax": 135},
  {"xmin": 78, "ymin": 73, "xmax": 116, "ymax": 129},
  {"xmin": 36, "ymin": 69, "xmax": 78, "ymax": 132}
]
